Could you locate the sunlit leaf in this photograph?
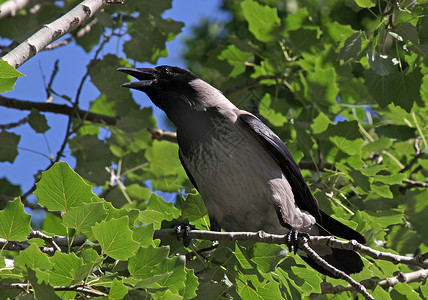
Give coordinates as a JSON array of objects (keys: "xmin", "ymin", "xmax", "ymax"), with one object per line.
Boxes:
[
  {"xmin": 35, "ymin": 162, "xmax": 94, "ymax": 211},
  {"xmin": 92, "ymin": 216, "xmax": 139, "ymax": 260},
  {"xmin": 0, "ymin": 198, "xmax": 31, "ymax": 241}
]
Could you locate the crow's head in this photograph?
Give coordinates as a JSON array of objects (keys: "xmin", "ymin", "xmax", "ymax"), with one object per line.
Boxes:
[
  {"xmin": 118, "ymin": 65, "xmax": 200, "ymax": 111},
  {"xmin": 118, "ymin": 65, "xmax": 237, "ymax": 127}
]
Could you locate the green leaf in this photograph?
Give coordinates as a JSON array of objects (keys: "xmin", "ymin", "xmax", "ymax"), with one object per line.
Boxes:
[
  {"xmin": 103, "ymin": 202, "xmax": 139, "ymax": 228},
  {"xmin": 421, "ymin": 279, "xmax": 428, "ymax": 299},
  {"xmin": 35, "ymin": 162, "xmax": 95, "ymax": 211},
  {"xmin": 374, "ymin": 173, "xmax": 406, "ymax": 185},
  {"xmin": 388, "ymin": 67, "xmax": 422, "ymax": 112},
  {"xmin": 236, "ymin": 271, "xmax": 283, "ymax": 300},
  {"xmin": 251, "ymin": 243, "xmax": 286, "ymax": 273},
  {"xmin": 258, "ymin": 93, "xmax": 287, "ymax": 127},
  {"xmin": 349, "ymin": 170, "xmax": 371, "ymax": 193},
  {"xmin": 0, "ymin": 60, "xmax": 25, "ymax": 92},
  {"xmin": 371, "ymin": 184, "xmax": 393, "ymax": 198},
  {"xmin": 123, "ymin": 16, "xmax": 184, "ymax": 63},
  {"xmin": 69, "ymin": 134, "xmax": 114, "ymax": 185},
  {"xmin": 365, "ymin": 209, "xmax": 403, "ymax": 227},
  {"xmin": 339, "ymin": 31, "xmax": 362, "ymax": 62},
  {"xmin": 80, "ymin": 248, "xmax": 100, "ymax": 264},
  {"xmin": 0, "ymin": 177, "xmax": 22, "ymax": 197},
  {"xmin": 218, "ymin": 44, "xmax": 252, "ymax": 77},
  {"xmin": 62, "ymin": 201, "xmax": 107, "ymax": 233},
  {"xmin": 75, "ymin": 20, "xmax": 104, "ymax": 52},
  {"xmin": 90, "ymin": 55, "xmax": 135, "ymax": 107},
  {"xmin": 109, "ymin": 278, "xmax": 128, "ymax": 300},
  {"xmin": 28, "ymin": 269, "xmax": 60, "ymax": 300},
  {"xmin": 367, "ymin": 47, "xmax": 394, "ymax": 76},
  {"xmin": 28, "ymin": 109, "xmax": 50, "ymax": 133},
  {"xmin": 322, "ymin": 120, "xmax": 362, "ymax": 155},
  {"xmin": 0, "ymin": 198, "xmax": 31, "ymax": 241},
  {"xmin": 391, "ymin": 282, "xmax": 422, "ymax": 299},
  {"xmin": 361, "ymin": 137, "xmax": 392, "ymax": 153},
  {"xmin": 48, "ymin": 252, "xmax": 83, "ymax": 286},
  {"xmin": 14, "ymin": 244, "xmax": 53, "ymax": 270},
  {"xmin": 92, "ymin": 216, "xmax": 139, "ymax": 260},
  {"xmin": 138, "ymin": 209, "xmax": 166, "ymax": 229},
  {"xmin": 0, "ymin": 131, "xmax": 20, "ymax": 163},
  {"xmin": 291, "ymin": 265, "xmax": 322, "ymax": 294},
  {"xmin": 182, "ymin": 268, "xmax": 198, "ymax": 299},
  {"xmin": 364, "ymin": 68, "xmax": 422, "ymax": 112},
  {"xmin": 234, "ymin": 243, "xmax": 254, "ymax": 270},
  {"xmin": 355, "ymin": 0, "xmax": 375, "ymax": 8},
  {"xmin": 289, "ymin": 28, "xmax": 319, "ymax": 53},
  {"xmin": 151, "ymin": 255, "xmax": 187, "ymax": 293},
  {"xmin": 132, "ymin": 224, "xmax": 155, "ymax": 246},
  {"xmin": 241, "ymin": 0, "xmax": 280, "ymax": 42},
  {"xmin": 396, "ymin": 22, "xmax": 419, "ymax": 44},
  {"xmin": 146, "ymin": 193, "xmax": 181, "ymax": 220},
  {"xmin": 145, "ymin": 140, "xmax": 183, "ymax": 177},
  {"xmin": 128, "ymin": 245, "xmax": 170, "ymax": 279},
  {"xmin": 372, "ymin": 285, "xmax": 392, "ymax": 299},
  {"xmin": 305, "ymin": 67, "xmax": 339, "ymax": 105},
  {"xmin": 311, "ymin": 112, "xmax": 332, "ymax": 134},
  {"xmin": 181, "ymin": 193, "xmax": 207, "ymax": 222},
  {"xmin": 42, "ymin": 212, "xmax": 68, "ymax": 236}
]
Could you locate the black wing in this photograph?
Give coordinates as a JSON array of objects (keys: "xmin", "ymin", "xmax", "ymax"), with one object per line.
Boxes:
[
  {"xmin": 239, "ymin": 113, "xmax": 322, "ymax": 221},
  {"xmin": 239, "ymin": 113, "xmax": 366, "ymax": 244}
]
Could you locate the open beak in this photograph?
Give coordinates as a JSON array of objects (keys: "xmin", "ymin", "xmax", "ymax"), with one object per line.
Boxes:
[{"xmin": 117, "ymin": 67, "xmax": 157, "ymax": 89}]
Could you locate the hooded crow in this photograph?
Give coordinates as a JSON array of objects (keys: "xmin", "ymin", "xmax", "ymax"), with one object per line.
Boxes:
[{"xmin": 118, "ymin": 65, "xmax": 366, "ymax": 277}]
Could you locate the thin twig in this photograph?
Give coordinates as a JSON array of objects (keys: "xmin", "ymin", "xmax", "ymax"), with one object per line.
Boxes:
[
  {"xmin": 0, "ymin": 115, "xmax": 29, "ymax": 129},
  {"xmin": 299, "ymin": 237, "xmax": 374, "ymax": 300},
  {"xmin": 45, "ymin": 59, "xmax": 59, "ymax": 101}
]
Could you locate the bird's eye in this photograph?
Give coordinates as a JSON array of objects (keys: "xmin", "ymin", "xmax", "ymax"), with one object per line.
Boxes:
[{"xmin": 161, "ymin": 66, "xmax": 172, "ymax": 74}]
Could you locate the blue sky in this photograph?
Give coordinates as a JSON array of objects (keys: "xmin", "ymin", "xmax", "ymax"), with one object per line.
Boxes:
[{"xmin": 0, "ymin": 0, "xmax": 230, "ymax": 200}]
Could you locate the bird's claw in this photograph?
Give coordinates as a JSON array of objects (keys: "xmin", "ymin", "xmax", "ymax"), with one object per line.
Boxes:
[
  {"xmin": 174, "ymin": 224, "xmax": 193, "ymax": 247},
  {"xmin": 286, "ymin": 229, "xmax": 310, "ymax": 254}
]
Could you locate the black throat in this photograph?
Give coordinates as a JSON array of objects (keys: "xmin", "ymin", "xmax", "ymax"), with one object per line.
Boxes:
[{"xmin": 176, "ymin": 107, "xmax": 228, "ymax": 157}]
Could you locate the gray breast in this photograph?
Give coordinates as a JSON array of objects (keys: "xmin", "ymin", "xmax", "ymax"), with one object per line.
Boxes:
[{"xmin": 180, "ymin": 118, "xmax": 316, "ymax": 234}]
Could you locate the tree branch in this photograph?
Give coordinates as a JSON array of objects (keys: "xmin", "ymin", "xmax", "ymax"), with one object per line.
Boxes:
[
  {"xmin": 0, "ymin": 96, "xmax": 118, "ymax": 125},
  {"xmin": 0, "ymin": 0, "xmax": 31, "ymax": 19},
  {"xmin": 44, "ymin": 18, "xmax": 99, "ymax": 51},
  {"xmin": 147, "ymin": 127, "xmax": 178, "ymax": 143},
  {"xmin": 0, "ymin": 231, "xmax": 87, "ymax": 255},
  {"xmin": 154, "ymin": 228, "xmax": 428, "ymax": 269},
  {"xmin": 0, "ymin": 238, "xmax": 55, "ymax": 255},
  {"xmin": 401, "ymin": 179, "xmax": 428, "ymax": 189},
  {"xmin": 0, "ymin": 0, "xmax": 110, "ymax": 68},
  {"xmin": 320, "ymin": 269, "xmax": 428, "ymax": 294}
]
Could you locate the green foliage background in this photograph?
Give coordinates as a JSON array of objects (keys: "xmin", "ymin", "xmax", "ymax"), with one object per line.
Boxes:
[{"xmin": 0, "ymin": 0, "xmax": 428, "ymax": 299}]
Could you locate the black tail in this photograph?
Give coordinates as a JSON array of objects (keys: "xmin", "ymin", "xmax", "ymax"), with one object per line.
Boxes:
[
  {"xmin": 301, "ymin": 209, "xmax": 366, "ymax": 278},
  {"xmin": 300, "ymin": 248, "xmax": 364, "ymax": 278},
  {"xmin": 320, "ymin": 210, "xmax": 366, "ymax": 244}
]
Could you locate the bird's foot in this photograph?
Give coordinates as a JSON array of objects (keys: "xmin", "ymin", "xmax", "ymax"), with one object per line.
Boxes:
[
  {"xmin": 174, "ymin": 224, "xmax": 194, "ymax": 247},
  {"xmin": 286, "ymin": 229, "xmax": 310, "ymax": 254}
]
